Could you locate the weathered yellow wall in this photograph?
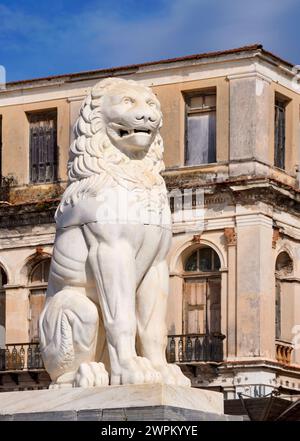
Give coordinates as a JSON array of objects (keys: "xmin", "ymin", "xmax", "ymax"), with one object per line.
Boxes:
[
  {"xmin": 0, "ymin": 98, "xmax": 70, "ymax": 186},
  {"xmin": 0, "ymin": 75, "xmax": 299, "ymax": 186}
]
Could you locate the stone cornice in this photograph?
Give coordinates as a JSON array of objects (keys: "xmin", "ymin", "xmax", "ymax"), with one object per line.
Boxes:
[
  {"xmin": 0, "ymin": 200, "xmax": 57, "ymax": 229},
  {"xmin": 164, "ymin": 174, "xmax": 300, "ymax": 215},
  {"xmin": 226, "ymin": 71, "xmax": 272, "ymax": 84},
  {"xmin": 236, "ymin": 214, "xmax": 273, "ymax": 228},
  {"xmin": 220, "ymin": 358, "xmax": 300, "ymax": 377}
]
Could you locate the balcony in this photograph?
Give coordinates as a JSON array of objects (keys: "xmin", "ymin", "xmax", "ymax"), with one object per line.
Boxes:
[
  {"xmin": 0, "ymin": 335, "xmax": 225, "ymax": 392},
  {"xmin": 167, "ymin": 333, "xmax": 225, "ymax": 363},
  {"xmin": 275, "ymin": 340, "xmax": 294, "ymax": 365},
  {"xmin": 0, "ymin": 343, "xmax": 44, "ymax": 371},
  {"xmin": 1, "ymin": 336, "xmax": 226, "ymax": 370},
  {"xmin": 0, "ymin": 343, "xmax": 50, "ymax": 392}
]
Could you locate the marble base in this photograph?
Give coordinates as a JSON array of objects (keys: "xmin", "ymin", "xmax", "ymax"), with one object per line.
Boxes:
[
  {"xmin": 0, "ymin": 405, "xmax": 243, "ymax": 421},
  {"xmin": 0, "ymin": 384, "xmax": 233, "ymax": 421}
]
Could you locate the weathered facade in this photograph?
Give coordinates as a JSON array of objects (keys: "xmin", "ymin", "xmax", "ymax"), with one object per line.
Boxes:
[{"xmin": 0, "ymin": 44, "xmax": 300, "ymax": 398}]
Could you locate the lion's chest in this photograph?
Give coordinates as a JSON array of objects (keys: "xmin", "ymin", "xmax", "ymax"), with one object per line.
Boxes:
[{"xmin": 56, "ymin": 186, "xmax": 172, "ymax": 230}]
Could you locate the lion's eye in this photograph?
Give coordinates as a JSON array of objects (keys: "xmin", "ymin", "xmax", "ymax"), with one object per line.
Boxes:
[
  {"xmin": 123, "ymin": 97, "xmax": 134, "ymax": 104},
  {"xmin": 147, "ymin": 101, "xmax": 156, "ymax": 108}
]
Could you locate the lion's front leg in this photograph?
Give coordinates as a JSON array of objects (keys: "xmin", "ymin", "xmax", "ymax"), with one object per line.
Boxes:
[
  {"xmin": 83, "ymin": 224, "xmax": 161, "ymax": 386},
  {"xmin": 137, "ymin": 260, "xmax": 191, "ymax": 387}
]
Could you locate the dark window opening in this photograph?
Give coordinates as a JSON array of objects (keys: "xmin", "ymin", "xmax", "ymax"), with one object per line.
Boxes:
[
  {"xmin": 185, "ymin": 92, "xmax": 216, "ymax": 166},
  {"xmin": 276, "ymin": 251, "xmax": 293, "ymax": 275},
  {"xmin": 185, "ymin": 247, "xmax": 221, "ymax": 272},
  {"xmin": 28, "ymin": 110, "xmax": 58, "ymax": 183},
  {"xmin": 0, "ymin": 267, "xmax": 7, "ymax": 288},
  {"xmin": 274, "ymin": 97, "xmax": 287, "ymax": 170}
]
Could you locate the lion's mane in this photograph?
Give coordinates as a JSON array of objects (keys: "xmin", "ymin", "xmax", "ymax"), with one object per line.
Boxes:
[{"xmin": 58, "ymin": 78, "xmax": 166, "ymax": 214}]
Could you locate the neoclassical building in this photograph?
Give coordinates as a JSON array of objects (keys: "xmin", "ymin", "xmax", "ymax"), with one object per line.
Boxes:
[{"xmin": 0, "ymin": 44, "xmax": 300, "ymax": 400}]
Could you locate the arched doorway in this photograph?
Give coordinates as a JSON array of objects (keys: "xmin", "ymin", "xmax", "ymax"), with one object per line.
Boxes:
[
  {"xmin": 168, "ymin": 245, "xmax": 224, "ymax": 363},
  {"xmin": 183, "ymin": 246, "xmax": 221, "ymax": 336},
  {"xmin": 28, "ymin": 259, "xmax": 51, "ymax": 342}
]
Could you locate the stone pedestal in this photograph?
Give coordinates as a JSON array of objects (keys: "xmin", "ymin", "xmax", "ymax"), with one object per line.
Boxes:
[{"xmin": 0, "ymin": 384, "xmax": 241, "ymax": 421}]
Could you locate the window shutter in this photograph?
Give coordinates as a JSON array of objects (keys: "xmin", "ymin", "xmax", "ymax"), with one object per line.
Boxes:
[
  {"xmin": 274, "ymin": 99, "xmax": 286, "ymax": 169},
  {"xmin": 29, "ymin": 110, "xmax": 58, "ymax": 183}
]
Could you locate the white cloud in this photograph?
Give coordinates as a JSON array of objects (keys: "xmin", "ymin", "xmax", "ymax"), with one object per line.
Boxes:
[
  {"xmin": 56, "ymin": 0, "xmax": 299, "ymax": 66},
  {"xmin": 0, "ymin": 0, "xmax": 298, "ymax": 78}
]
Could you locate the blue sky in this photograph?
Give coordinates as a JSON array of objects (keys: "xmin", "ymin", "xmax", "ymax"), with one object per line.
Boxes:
[{"xmin": 0, "ymin": 0, "xmax": 299, "ymax": 82}]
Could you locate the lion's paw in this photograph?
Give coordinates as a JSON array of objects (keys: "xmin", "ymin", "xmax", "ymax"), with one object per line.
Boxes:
[
  {"xmin": 111, "ymin": 357, "xmax": 161, "ymax": 386},
  {"xmin": 74, "ymin": 362, "xmax": 109, "ymax": 388},
  {"xmin": 136, "ymin": 357, "xmax": 162, "ymax": 384},
  {"xmin": 155, "ymin": 363, "xmax": 191, "ymax": 387}
]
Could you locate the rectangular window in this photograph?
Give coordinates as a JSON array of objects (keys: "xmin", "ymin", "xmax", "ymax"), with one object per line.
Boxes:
[
  {"xmin": 185, "ymin": 92, "xmax": 216, "ymax": 166},
  {"xmin": 274, "ymin": 97, "xmax": 286, "ymax": 170},
  {"xmin": 28, "ymin": 109, "xmax": 58, "ymax": 183}
]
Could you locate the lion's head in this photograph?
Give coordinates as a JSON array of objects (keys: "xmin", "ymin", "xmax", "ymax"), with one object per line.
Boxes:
[{"xmin": 58, "ymin": 78, "xmax": 166, "ymax": 212}]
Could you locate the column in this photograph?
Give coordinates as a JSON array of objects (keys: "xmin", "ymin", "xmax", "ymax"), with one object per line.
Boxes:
[
  {"xmin": 228, "ymin": 72, "xmax": 271, "ymax": 164},
  {"xmin": 224, "ymin": 227, "xmax": 237, "ymax": 359},
  {"xmin": 236, "ymin": 214, "xmax": 275, "ymax": 359}
]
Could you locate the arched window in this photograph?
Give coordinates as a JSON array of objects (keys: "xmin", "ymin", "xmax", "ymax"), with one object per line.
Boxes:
[
  {"xmin": 0, "ymin": 267, "xmax": 7, "ymax": 289},
  {"xmin": 276, "ymin": 252, "xmax": 293, "ymax": 275},
  {"xmin": 275, "ymin": 252, "xmax": 293, "ymax": 341},
  {"xmin": 185, "ymin": 247, "xmax": 221, "ymax": 272},
  {"xmin": 28, "ymin": 259, "xmax": 51, "ymax": 342},
  {"xmin": 0, "ymin": 267, "xmax": 8, "ymax": 352},
  {"xmin": 30, "ymin": 259, "xmax": 50, "ymax": 285}
]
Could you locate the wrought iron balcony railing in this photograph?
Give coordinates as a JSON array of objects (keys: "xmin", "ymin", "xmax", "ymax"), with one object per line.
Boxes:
[
  {"xmin": 167, "ymin": 333, "xmax": 225, "ymax": 363},
  {"xmin": 0, "ymin": 343, "xmax": 44, "ymax": 371},
  {"xmin": 0, "ymin": 334, "xmax": 225, "ymax": 372}
]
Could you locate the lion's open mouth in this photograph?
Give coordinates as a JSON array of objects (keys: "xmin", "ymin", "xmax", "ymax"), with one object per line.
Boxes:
[{"xmin": 119, "ymin": 129, "xmax": 151, "ymax": 138}]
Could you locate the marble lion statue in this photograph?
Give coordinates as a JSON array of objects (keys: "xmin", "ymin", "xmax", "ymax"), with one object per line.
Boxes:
[{"xmin": 39, "ymin": 77, "xmax": 191, "ymax": 388}]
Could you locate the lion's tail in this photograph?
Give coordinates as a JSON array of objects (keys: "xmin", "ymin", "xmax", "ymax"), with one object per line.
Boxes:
[{"xmin": 39, "ymin": 289, "xmax": 99, "ymax": 382}]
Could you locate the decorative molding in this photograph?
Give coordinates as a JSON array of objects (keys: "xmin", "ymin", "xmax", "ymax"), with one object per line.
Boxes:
[
  {"xmin": 277, "ymin": 276, "xmax": 300, "ymax": 283},
  {"xmin": 0, "ymin": 236, "xmax": 55, "ymax": 251},
  {"xmin": 35, "ymin": 246, "xmax": 44, "ymax": 255},
  {"xmin": 236, "ymin": 214, "xmax": 273, "ymax": 228},
  {"xmin": 0, "ymin": 210, "xmax": 56, "ymax": 229},
  {"xmin": 224, "ymin": 228, "xmax": 237, "ymax": 247},
  {"xmin": 192, "ymin": 234, "xmax": 201, "ymax": 244}
]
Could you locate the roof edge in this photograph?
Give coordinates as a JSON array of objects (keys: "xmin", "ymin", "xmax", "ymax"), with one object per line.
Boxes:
[{"xmin": 3, "ymin": 44, "xmax": 295, "ymax": 89}]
